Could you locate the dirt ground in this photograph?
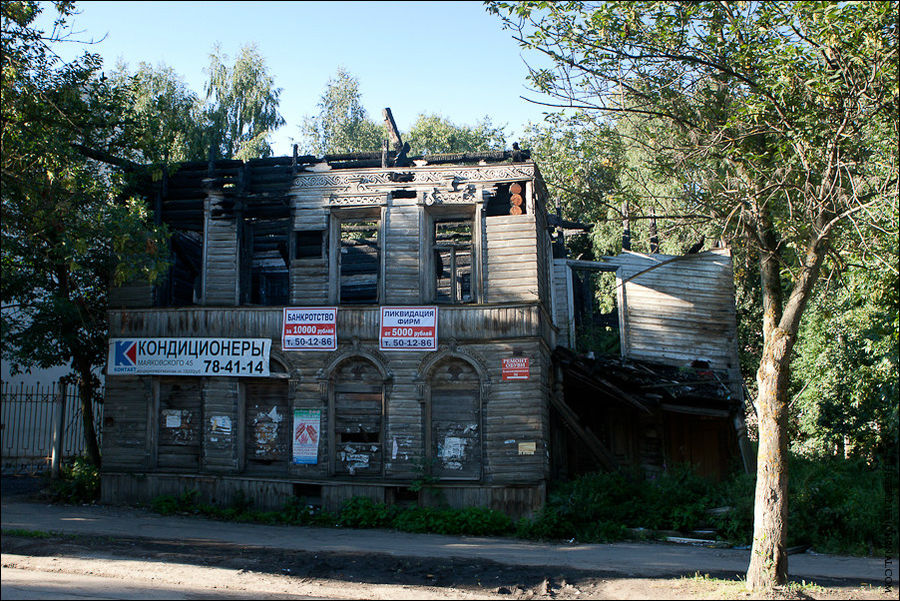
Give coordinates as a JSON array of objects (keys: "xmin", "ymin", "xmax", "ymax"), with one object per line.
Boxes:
[{"xmin": 2, "ymin": 533, "xmax": 895, "ymax": 600}]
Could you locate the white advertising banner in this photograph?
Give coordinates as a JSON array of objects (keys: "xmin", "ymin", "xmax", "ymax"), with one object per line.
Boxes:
[
  {"xmin": 379, "ymin": 306, "xmax": 437, "ymax": 351},
  {"xmin": 282, "ymin": 307, "xmax": 337, "ymax": 351},
  {"xmin": 108, "ymin": 338, "xmax": 270, "ymax": 377}
]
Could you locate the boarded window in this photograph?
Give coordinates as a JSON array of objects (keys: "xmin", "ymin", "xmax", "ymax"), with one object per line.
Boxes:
[
  {"xmin": 244, "ymin": 380, "xmax": 291, "ymax": 473},
  {"xmin": 434, "ymin": 218, "xmax": 474, "ymax": 304},
  {"xmin": 339, "ymin": 219, "xmax": 379, "ymax": 304},
  {"xmin": 158, "ymin": 379, "xmax": 202, "ymax": 471},
  {"xmin": 429, "ymin": 359, "xmax": 481, "ymax": 480},
  {"xmin": 245, "ymin": 218, "xmax": 290, "ymax": 305},
  {"xmin": 333, "ymin": 359, "xmax": 383, "ymax": 477}
]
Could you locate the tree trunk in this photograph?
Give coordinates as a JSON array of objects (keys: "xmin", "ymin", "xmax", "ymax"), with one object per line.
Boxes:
[
  {"xmin": 76, "ymin": 363, "xmax": 102, "ymax": 468},
  {"xmin": 747, "ymin": 327, "xmax": 791, "ymax": 589},
  {"xmin": 747, "ymin": 229, "xmax": 828, "ymax": 590}
]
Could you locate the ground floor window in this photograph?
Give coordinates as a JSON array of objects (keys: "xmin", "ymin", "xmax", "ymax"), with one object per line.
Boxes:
[
  {"xmin": 427, "ymin": 358, "xmax": 482, "ymax": 480},
  {"xmin": 332, "ymin": 358, "xmax": 384, "ymax": 477}
]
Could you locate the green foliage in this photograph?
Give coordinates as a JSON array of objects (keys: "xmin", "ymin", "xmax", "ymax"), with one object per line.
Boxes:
[
  {"xmin": 47, "ymin": 457, "xmax": 100, "ymax": 504},
  {"xmin": 110, "ymin": 61, "xmax": 207, "ymax": 164},
  {"xmin": 299, "ymin": 67, "xmax": 383, "ymax": 155},
  {"xmin": 336, "ymin": 496, "xmax": 399, "ymax": 529},
  {"xmin": 204, "ymin": 43, "xmax": 284, "ymax": 160},
  {"xmin": 2, "ymin": 1, "xmax": 171, "ymax": 465},
  {"xmin": 787, "ymin": 456, "xmax": 898, "ymax": 556},
  {"xmin": 790, "ymin": 262, "xmax": 899, "ymax": 461},
  {"xmin": 405, "ymin": 114, "xmax": 506, "ymax": 155}
]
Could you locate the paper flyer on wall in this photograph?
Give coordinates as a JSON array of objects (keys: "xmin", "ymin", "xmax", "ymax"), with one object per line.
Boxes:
[{"xmin": 292, "ymin": 409, "xmax": 321, "ymax": 464}]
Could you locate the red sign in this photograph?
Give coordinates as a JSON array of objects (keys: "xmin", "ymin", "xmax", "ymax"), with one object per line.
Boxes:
[{"xmin": 502, "ymin": 357, "xmax": 530, "ymax": 380}]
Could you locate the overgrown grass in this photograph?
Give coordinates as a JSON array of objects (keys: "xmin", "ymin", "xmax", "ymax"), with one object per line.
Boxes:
[
  {"xmin": 143, "ymin": 455, "xmax": 896, "ymax": 557},
  {"xmin": 516, "ymin": 456, "xmax": 897, "ymax": 555}
]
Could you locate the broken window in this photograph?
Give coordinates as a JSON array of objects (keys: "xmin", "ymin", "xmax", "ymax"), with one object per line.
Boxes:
[
  {"xmin": 485, "ymin": 181, "xmax": 528, "ymax": 216},
  {"xmin": 159, "ymin": 231, "xmax": 202, "ymax": 307},
  {"xmin": 295, "ymin": 229, "xmax": 326, "ymax": 260},
  {"xmin": 332, "ymin": 358, "xmax": 383, "ymax": 477},
  {"xmin": 572, "ymin": 268, "xmax": 620, "ymax": 355},
  {"xmin": 244, "ymin": 380, "xmax": 291, "ymax": 473},
  {"xmin": 244, "ymin": 218, "xmax": 290, "ymax": 306},
  {"xmin": 428, "ymin": 358, "xmax": 481, "ymax": 480},
  {"xmin": 433, "ymin": 217, "xmax": 474, "ymax": 304},
  {"xmin": 339, "ymin": 218, "xmax": 380, "ymax": 304},
  {"xmin": 157, "ymin": 379, "xmax": 202, "ymax": 471}
]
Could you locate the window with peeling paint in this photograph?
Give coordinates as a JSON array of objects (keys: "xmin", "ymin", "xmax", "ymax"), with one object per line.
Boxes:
[
  {"xmin": 332, "ymin": 358, "xmax": 383, "ymax": 477},
  {"xmin": 157, "ymin": 378, "xmax": 202, "ymax": 471},
  {"xmin": 243, "ymin": 380, "xmax": 290, "ymax": 473},
  {"xmin": 427, "ymin": 358, "xmax": 481, "ymax": 480}
]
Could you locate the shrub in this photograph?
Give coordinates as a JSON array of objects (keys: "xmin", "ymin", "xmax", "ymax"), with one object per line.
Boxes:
[{"xmin": 48, "ymin": 457, "xmax": 100, "ymax": 504}]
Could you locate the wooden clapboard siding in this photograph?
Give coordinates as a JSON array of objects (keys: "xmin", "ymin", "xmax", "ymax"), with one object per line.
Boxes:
[
  {"xmin": 384, "ymin": 202, "xmax": 421, "ymax": 304},
  {"xmin": 615, "ymin": 250, "xmax": 740, "ymax": 374},
  {"xmin": 202, "ymin": 378, "xmax": 240, "ymax": 472},
  {"xmin": 290, "ymin": 260, "xmax": 329, "ymax": 304},
  {"xmin": 203, "ymin": 196, "xmax": 239, "ymax": 306},
  {"xmin": 102, "ymin": 377, "xmax": 153, "ymax": 470},
  {"xmin": 552, "ymin": 259, "xmax": 573, "ymax": 348},
  {"xmin": 109, "ymin": 280, "xmax": 154, "ymax": 309},
  {"xmin": 109, "ymin": 303, "xmax": 555, "ymax": 344},
  {"xmin": 484, "ymin": 215, "xmax": 539, "ymax": 303}
]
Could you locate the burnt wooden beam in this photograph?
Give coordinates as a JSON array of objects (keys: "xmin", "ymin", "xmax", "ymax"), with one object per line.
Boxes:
[
  {"xmin": 383, "ymin": 107, "xmax": 403, "ymax": 151},
  {"xmin": 549, "ymin": 391, "xmax": 619, "ymax": 471}
]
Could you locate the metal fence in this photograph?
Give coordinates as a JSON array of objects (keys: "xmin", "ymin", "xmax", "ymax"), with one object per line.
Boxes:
[{"xmin": 0, "ymin": 380, "xmax": 103, "ymax": 474}]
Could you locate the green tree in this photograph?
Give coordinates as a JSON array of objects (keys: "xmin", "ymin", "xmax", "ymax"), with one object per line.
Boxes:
[
  {"xmin": 205, "ymin": 43, "xmax": 284, "ymax": 160},
  {"xmin": 299, "ymin": 67, "xmax": 383, "ymax": 155},
  {"xmin": 490, "ymin": 0, "xmax": 898, "ymax": 589},
  {"xmin": 1, "ymin": 0, "xmax": 170, "ymax": 466},
  {"xmin": 405, "ymin": 113, "xmax": 506, "ymax": 155},
  {"xmin": 110, "ymin": 61, "xmax": 207, "ymax": 164}
]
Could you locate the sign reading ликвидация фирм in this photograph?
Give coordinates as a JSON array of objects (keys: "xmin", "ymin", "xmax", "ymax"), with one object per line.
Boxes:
[{"xmin": 108, "ymin": 338, "xmax": 271, "ymax": 377}]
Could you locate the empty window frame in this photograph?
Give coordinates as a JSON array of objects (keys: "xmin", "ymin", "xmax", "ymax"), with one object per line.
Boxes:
[
  {"xmin": 295, "ymin": 229, "xmax": 326, "ymax": 260},
  {"xmin": 245, "ymin": 218, "xmax": 290, "ymax": 306},
  {"xmin": 433, "ymin": 217, "xmax": 474, "ymax": 304},
  {"xmin": 339, "ymin": 218, "xmax": 380, "ymax": 304}
]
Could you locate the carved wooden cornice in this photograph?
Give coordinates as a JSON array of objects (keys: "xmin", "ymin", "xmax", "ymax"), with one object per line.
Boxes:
[{"xmin": 294, "ymin": 165, "xmax": 535, "ymax": 193}]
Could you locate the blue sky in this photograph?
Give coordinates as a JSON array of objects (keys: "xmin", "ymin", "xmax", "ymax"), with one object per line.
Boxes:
[{"xmin": 39, "ymin": 1, "xmax": 556, "ymax": 156}]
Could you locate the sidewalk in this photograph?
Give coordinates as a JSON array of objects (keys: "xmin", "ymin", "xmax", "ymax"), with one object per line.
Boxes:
[{"xmin": 1, "ymin": 494, "xmax": 888, "ymax": 584}]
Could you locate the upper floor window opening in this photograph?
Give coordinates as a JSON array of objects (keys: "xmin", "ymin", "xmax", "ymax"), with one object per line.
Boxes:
[
  {"xmin": 433, "ymin": 216, "xmax": 474, "ymax": 304},
  {"xmin": 339, "ymin": 216, "xmax": 380, "ymax": 304}
]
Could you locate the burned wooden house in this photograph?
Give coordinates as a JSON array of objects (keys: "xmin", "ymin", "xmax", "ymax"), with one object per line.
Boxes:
[{"xmin": 102, "ymin": 139, "xmax": 748, "ymax": 516}]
